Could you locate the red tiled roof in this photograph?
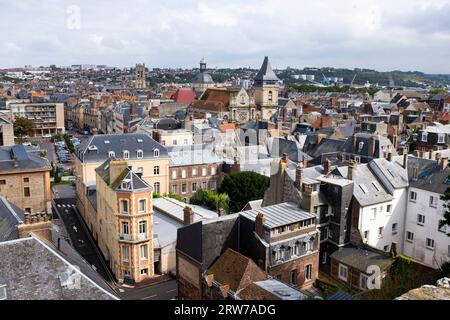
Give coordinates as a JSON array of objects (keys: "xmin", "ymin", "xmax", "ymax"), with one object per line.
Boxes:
[
  {"xmin": 218, "ymin": 123, "xmax": 236, "ymax": 132},
  {"xmin": 206, "ymin": 249, "xmax": 268, "ymax": 292},
  {"xmin": 311, "ymin": 115, "xmax": 333, "ymax": 129},
  {"xmin": 171, "ymin": 88, "xmax": 197, "ymax": 103}
]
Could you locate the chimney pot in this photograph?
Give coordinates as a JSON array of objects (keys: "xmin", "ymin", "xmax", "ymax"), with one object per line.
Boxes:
[
  {"xmin": 183, "ymin": 206, "xmax": 194, "ymax": 225},
  {"xmin": 323, "ymin": 158, "xmax": 332, "ymax": 175},
  {"xmin": 348, "ymin": 160, "xmax": 357, "ymax": 181},
  {"xmin": 255, "ymin": 212, "xmax": 265, "ymax": 239}
]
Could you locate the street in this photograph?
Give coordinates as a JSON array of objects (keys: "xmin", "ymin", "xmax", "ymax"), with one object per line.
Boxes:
[{"xmin": 52, "ymin": 185, "xmax": 177, "ymax": 300}]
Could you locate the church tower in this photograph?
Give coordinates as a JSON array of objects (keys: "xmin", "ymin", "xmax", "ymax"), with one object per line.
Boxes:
[
  {"xmin": 135, "ymin": 63, "xmax": 146, "ymax": 89},
  {"xmin": 254, "ymin": 56, "xmax": 280, "ymax": 120}
]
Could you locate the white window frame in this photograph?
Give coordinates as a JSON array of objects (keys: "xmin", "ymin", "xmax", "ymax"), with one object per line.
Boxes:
[
  {"xmin": 202, "ymin": 167, "xmax": 207, "ymax": 177},
  {"xmin": 192, "ymin": 182, "xmax": 197, "ymax": 192},
  {"xmin": 172, "ymin": 170, "xmax": 177, "ymax": 179},
  {"xmin": 140, "ymin": 244, "xmax": 148, "ymax": 260},
  {"xmin": 211, "ymin": 166, "xmax": 217, "ymax": 176},
  {"xmin": 122, "ymin": 246, "xmax": 130, "ymax": 262},
  {"xmin": 123, "ymin": 150, "xmax": 129, "ymax": 159},
  {"xmin": 426, "ymin": 238, "xmax": 435, "ymax": 250},
  {"xmin": 122, "ymin": 221, "xmax": 129, "ymax": 235},
  {"xmin": 360, "ymin": 273, "xmax": 369, "ymax": 290},
  {"xmin": 438, "ymin": 134, "xmax": 445, "ymax": 144},
  {"xmin": 154, "ymin": 166, "xmax": 160, "ymax": 176},
  {"xmin": 153, "ymin": 149, "xmax": 160, "ymax": 157},
  {"xmin": 108, "ymin": 151, "xmax": 115, "ymax": 158},
  {"xmin": 421, "ymin": 132, "xmax": 428, "ymax": 142},
  {"xmin": 181, "ymin": 169, "xmax": 187, "ymax": 179},
  {"xmin": 429, "ymin": 196, "xmax": 438, "ymax": 208},
  {"xmin": 192, "ymin": 168, "xmax": 197, "ymax": 176},
  {"xmin": 338, "ymin": 264, "xmax": 348, "ymax": 282},
  {"xmin": 305, "ymin": 264, "xmax": 313, "ymax": 281},
  {"xmin": 406, "ymin": 231, "xmax": 414, "ymax": 242},
  {"xmin": 417, "ymin": 214, "xmax": 425, "ymax": 226},
  {"xmin": 410, "ymin": 191, "xmax": 417, "ymax": 202},
  {"xmin": 154, "ymin": 182, "xmax": 160, "ymax": 194},
  {"xmin": 120, "ymin": 200, "xmax": 129, "ymax": 214},
  {"xmin": 181, "ymin": 183, "xmax": 187, "ymax": 194},
  {"xmin": 136, "ymin": 149, "xmax": 144, "ymax": 159},
  {"xmin": 392, "ymin": 223, "xmax": 398, "ymax": 235},
  {"xmin": 138, "ymin": 199, "xmax": 146, "ymax": 213},
  {"xmin": 140, "ymin": 268, "xmax": 148, "ymax": 276},
  {"xmin": 171, "ymin": 184, "xmax": 177, "ymax": 194}
]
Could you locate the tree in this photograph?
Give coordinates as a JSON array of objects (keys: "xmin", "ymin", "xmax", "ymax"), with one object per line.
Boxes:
[
  {"xmin": 439, "ymin": 182, "xmax": 450, "ymax": 237},
  {"xmin": 190, "ymin": 189, "xmax": 230, "ymax": 214},
  {"xmin": 219, "ymin": 171, "xmax": 269, "ymax": 213},
  {"xmin": 14, "ymin": 117, "xmax": 34, "ymax": 138}
]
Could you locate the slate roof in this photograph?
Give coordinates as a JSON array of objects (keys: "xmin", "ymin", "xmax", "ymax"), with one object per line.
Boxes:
[
  {"xmin": 0, "ymin": 237, "xmax": 118, "ymax": 300},
  {"xmin": 153, "ymin": 197, "xmax": 218, "ymax": 223},
  {"xmin": 76, "ymin": 133, "xmax": 168, "ymax": 163},
  {"xmin": 336, "ymin": 164, "xmax": 393, "ymax": 207},
  {"xmin": 0, "ymin": 145, "xmax": 51, "ymax": 173},
  {"xmin": 330, "ymin": 246, "xmax": 393, "ymax": 273},
  {"xmin": 254, "ymin": 56, "xmax": 279, "ymax": 84},
  {"xmin": 240, "ymin": 202, "xmax": 316, "ymax": 229},
  {"xmin": 0, "ymin": 196, "xmax": 24, "ymax": 242},
  {"xmin": 406, "ymin": 156, "xmax": 450, "ymax": 194}
]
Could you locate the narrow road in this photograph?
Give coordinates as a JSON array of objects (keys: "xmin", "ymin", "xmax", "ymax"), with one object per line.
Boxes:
[{"xmin": 119, "ymin": 280, "xmax": 177, "ymax": 300}]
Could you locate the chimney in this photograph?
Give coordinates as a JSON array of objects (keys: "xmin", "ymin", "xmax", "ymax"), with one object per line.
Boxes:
[
  {"xmin": 352, "ymin": 134, "xmax": 357, "ymax": 153},
  {"xmin": 218, "ymin": 208, "xmax": 226, "ymax": 217},
  {"xmin": 183, "ymin": 206, "xmax": 194, "ymax": 225},
  {"xmin": 412, "ymin": 167, "xmax": 418, "ymax": 180},
  {"xmin": 440, "ymin": 157, "xmax": 449, "ymax": 170},
  {"xmin": 369, "ymin": 135, "xmax": 377, "ymax": 157},
  {"xmin": 294, "ymin": 132, "xmax": 301, "ymax": 143},
  {"xmin": 302, "ymin": 156, "xmax": 308, "ymax": 168},
  {"xmin": 323, "ymin": 158, "xmax": 332, "ymax": 175},
  {"xmin": 255, "ymin": 212, "xmax": 265, "ymax": 239},
  {"xmin": 403, "ymin": 152, "xmax": 408, "ymax": 169},
  {"xmin": 387, "ymin": 152, "xmax": 393, "ymax": 162},
  {"xmin": 348, "ymin": 160, "xmax": 357, "ymax": 181},
  {"xmin": 109, "ymin": 160, "xmax": 129, "ymax": 185},
  {"xmin": 392, "ymin": 135, "xmax": 398, "ymax": 150},
  {"xmin": 296, "ymin": 163, "xmax": 304, "ymax": 190},
  {"xmin": 281, "ymin": 153, "xmax": 289, "ymax": 164}
]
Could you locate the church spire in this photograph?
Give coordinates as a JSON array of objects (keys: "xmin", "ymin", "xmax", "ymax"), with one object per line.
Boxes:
[{"xmin": 254, "ymin": 56, "xmax": 279, "ymax": 87}]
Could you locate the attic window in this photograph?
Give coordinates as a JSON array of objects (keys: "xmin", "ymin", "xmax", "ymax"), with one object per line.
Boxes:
[
  {"xmin": 108, "ymin": 151, "xmax": 115, "ymax": 158},
  {"xmin": 387, "ymin": 168, "xmax": 397, "ymax": 178},
  {"xmin": 136, "ymin": 150, "xmax": 143, "ymax": 159},
  {"xmin": 421, "ymin": 132, "xmax": 428, "ymax": 142},
  {"xmin": 121, "ymin": 179, "xmax": 131, "ymax": 190},
  {"xmin": 123, "ymin": 150, "xmax": 129, "ymax": 160},
  {"xmin": 438, "ymin": 134, "xmax": 445, "ymax": 144},
  {"xmin": 104, "ymin": 140, "xmax": 110, "ymax": 144},
  {"xmin": 0, "ymin": 285, "xmax": 7, "ymax": 300},
  {"xmin": 154, "ymin": 149, "xmax": 160, "ymax": 157},
  {"xmin": 137, "ymin": 139, "xmax": 143, "ymax": 143}
]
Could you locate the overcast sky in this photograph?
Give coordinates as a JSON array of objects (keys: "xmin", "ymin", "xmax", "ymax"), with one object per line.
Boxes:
[{"xmin": 1, "ymin": 0, "xmax": 450, "ymax": 73}]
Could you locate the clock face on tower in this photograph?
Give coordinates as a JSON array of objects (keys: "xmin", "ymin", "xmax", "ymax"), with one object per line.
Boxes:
[{"xmin": 239, "ymin": 112, "xmax": 247, "ymax": 121}]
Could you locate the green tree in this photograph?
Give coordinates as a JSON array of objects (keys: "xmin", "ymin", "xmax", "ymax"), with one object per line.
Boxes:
[
  {"xmin": 190, "ymin": 189, "xmax": 230, "ymax": 214},
  {"xmin": 219, "ymin": 171, "xmax": 269, "ymax": 213},
  {"xmin": 439, "ymin": 182, "xmax": 450, "ymax": 237},
  {"xmin": 13, "ymin": 117, "xmax": 34, "ymax": 138},
  {"xmin": 429, "ymin": 87, "xmax": 446, "ymax": 96}
]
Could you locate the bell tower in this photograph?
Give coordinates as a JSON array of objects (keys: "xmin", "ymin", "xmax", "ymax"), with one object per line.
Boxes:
[{"xmin": 254, "ymin": 56, "xmax": 279, "ymax": 120}]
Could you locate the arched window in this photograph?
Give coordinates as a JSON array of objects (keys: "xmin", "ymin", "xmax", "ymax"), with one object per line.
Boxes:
[
  {"xmin": 153, "ymin": 149, "xmax": 160, "ymax": 157},
  {"xmin": 136, "ymin": 149, "xmax": 143, "ymax": 159},
  {"xmin": 268, "ymin": 91, "xmax": 273, "ymax": 101},
  {"xmin": 108, "ymin": 151, "xmax": 115, "ymax": 158},
  {"xmin": 154, "ymin": 182, "xmax": 160, "ymax": 194},
  {"xmin": 123, "ymin": 150, "xmax": 129, "ymax": 160},
  {"xmin": 154, "ymin": 166, "xmax": 160, "ymax": 175}
]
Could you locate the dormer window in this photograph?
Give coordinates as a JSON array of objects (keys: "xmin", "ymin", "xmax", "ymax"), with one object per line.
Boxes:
[
  {"xmin": 438, "ymin": 134, "xmax": 445, "ymax": 144},
  {"xmin": 123, "ymin": 150, "xmax": 129, "ymax": 159},
  {"xmin": 358, "ymin": 141, "xmax": 364, "ymax": 152},
  {"xmin": 108, "ymin": 151, "xmax": 115, "ymax": 158},
  {"xmin": 137, "ymin": 150, "xmax": 143, "ymax": 159},
  {"xmin": 422, "ymin": 132, "xmax": 428, "ymax": 142},
  {"xmin": 154, "ymin": 149, "xmax": 160, "ymax": 157}
]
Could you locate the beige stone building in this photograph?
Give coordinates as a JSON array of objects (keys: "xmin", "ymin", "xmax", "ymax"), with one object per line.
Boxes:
[
  {"xmin": 0, "ymin": 117, "xmax": 14, "ymax": 146},
  {"xmin": 74, "ymin": 134, "xmax": 170, "ymax": 221},
  {"xmin": 0, "ymin": 145, "xmax": 52, "ymax": 214},
  {"xmin": 135, "ymin": 63, "xmax": 147, "ymax": 89},
  {"xmin": 93, "ymin": 159, "xmax": 155, "ymax": 284},
  {"xmin": 253, "ymin": 56, "xmax": 280, "ymax": 121},
  {"xmin": 7, "ymin": 101, "xmax": 65, "ymax": 136}
]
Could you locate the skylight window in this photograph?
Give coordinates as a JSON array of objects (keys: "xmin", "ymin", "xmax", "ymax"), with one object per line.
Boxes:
[
  {"xmin": 104, "ymin": 140, "xmax": 110, "ymax": 144},
  {"xmin": 387, "ymin": 168, "xmax": 397, "ymax": 178},
  {"xmin": 359, "ymin": 184, "xmax": 369, "ymax": 194},
  {"xmin": 372, "ymin": 182, "xmax": 381, "ymax": 191}
]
